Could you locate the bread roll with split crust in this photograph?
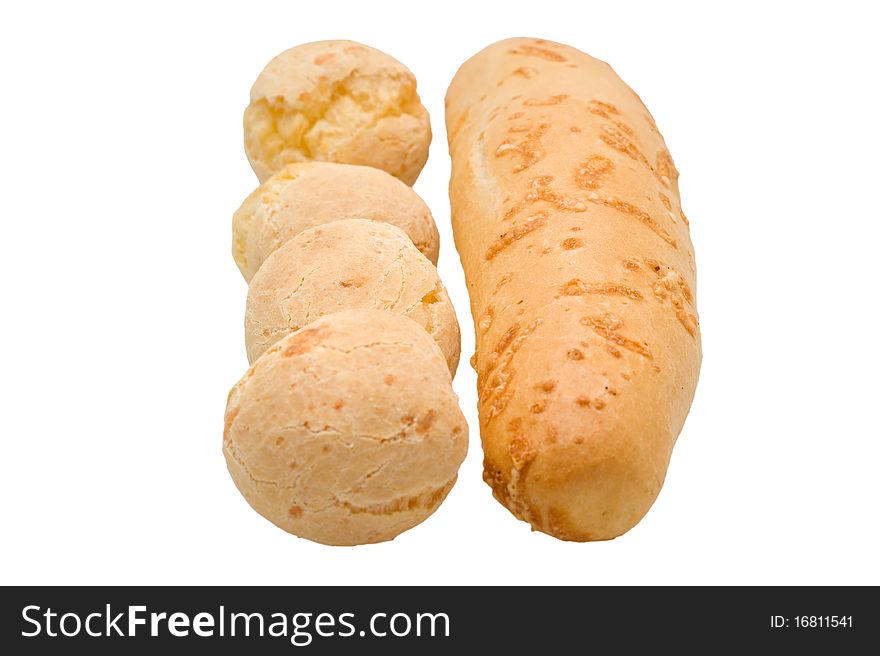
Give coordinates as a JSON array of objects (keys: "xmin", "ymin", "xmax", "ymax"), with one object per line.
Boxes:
[
  {"xmin": 244, "ymin": 40, "xmax": 431, "ymax": 185},
  {"xmin": 446, "ymin": 38, "xmax": 701, "ymax": 541},
  {"xmin": 224, "ymin": 309, "xmax": 468, "ymax": 546}
]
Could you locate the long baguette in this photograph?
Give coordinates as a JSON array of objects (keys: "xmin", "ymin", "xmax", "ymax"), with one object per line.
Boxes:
[{"xmin": 446, "ymin": 38, "xmax": 701, "ymax": 540}]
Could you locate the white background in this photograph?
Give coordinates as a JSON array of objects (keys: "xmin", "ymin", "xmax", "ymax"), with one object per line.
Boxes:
[{"xmin": 1, "ymin": 0, "xmax": 878, "ymax": 585}]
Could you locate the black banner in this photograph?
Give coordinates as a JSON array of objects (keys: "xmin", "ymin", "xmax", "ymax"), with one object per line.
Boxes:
[{"xmin": 1, "ymin": 586, "xmax": 875, "ymax": 652}]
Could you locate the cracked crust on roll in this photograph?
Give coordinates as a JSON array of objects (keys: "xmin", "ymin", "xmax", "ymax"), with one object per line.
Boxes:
[{"xmin": 244, "ymin": 40, "xmax": 431, "ymax": 185}]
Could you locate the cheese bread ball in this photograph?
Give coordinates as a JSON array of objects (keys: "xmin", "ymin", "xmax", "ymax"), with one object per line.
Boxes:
[
  {"xmin": 223, "ymin": 309, "xmax": 469, "ymax": 546},
  {"xmin": 245, "ymin": 219, "xmax": 460, "ymax": 374},
  {"xmin": 232, "ymin": 162, "xmax": 439, "ymax": 281},
  {"xmin": 244, "ymin": 40, "xmax": 431, "ymax": 185}
]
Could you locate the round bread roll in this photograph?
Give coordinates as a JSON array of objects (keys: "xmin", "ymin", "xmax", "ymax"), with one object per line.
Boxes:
[
  {"xmin": 232, "ymin": 162, "xmax": 439, "ymax": 281},
  {"xmin": 245, "ymin": 219, "xmax": 460, "ymax": 374},
  {"xmin": 223, "ymin": 309, "xmax": 469, "ymax": 546},
  {"xmin": 244, "ymin": 40, "xmax": 431, "ymax": 185}
]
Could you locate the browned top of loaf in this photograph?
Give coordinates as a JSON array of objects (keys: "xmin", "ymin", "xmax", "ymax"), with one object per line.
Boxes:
[
  {"xmin": 445, "ymin": 38, "xmax": 701, "ymax": 539},
  {"xmin": 446, "ymin": 38, "xmax": 695, "ymax": 290}
]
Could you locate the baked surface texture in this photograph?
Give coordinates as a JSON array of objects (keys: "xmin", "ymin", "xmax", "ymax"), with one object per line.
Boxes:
[
  {"xmin": 233, "ymin": 162, "xmax": 439, "ymax": 281},
  {"xmin": 244, "ymin": 40, "xmax": 431, "ymax": 185},
  {"xmin": 224, "ymin": 309, "xmax": 468, "ymax": 546},
  {"xmin": 446, "ymin": 38, "xmax": 701, "ymax": 540},
  {"xmin": 245, "ymin": 219, "xmax": 460, "ymax": 373}
]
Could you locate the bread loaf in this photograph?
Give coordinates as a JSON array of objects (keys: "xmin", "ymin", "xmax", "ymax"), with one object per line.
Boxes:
[{"xmin": 446, "ymin": 38, "xmax": 701, "ymax": 540}]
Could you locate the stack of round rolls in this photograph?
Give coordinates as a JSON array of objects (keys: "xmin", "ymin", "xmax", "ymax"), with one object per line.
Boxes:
[
  {"xmin": 224, "ymin": 40, "xmax": 467, "ymax": 546},
  {"xmin": 224, "ymin": 36, "xmax": 701, "ymax": 546}
]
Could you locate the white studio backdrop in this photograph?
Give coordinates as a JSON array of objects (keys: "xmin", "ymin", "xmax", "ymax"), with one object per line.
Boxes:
[{"xmin": 0, "ymin": 0, "xmax": 877, "ymax": 585}]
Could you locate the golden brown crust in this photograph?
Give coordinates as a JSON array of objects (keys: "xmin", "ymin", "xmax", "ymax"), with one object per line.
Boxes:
[
  {"xmin": 232, "ymin": 162, "xmax": 440, "ymax": 281},
  {"xmin": 244, "ymin": 219, "xmax": 460, "ymax": 374},
  {"xmin": 244, "ymin": 40, "xmax": 431, "ymax": 184},
  {"xmin": 224, "ymin": 309, "xmax": 468, "ymax": 546},
  {"xmin": 446, "ymin": 38, "xmax": 701, "ymax": 541}
]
